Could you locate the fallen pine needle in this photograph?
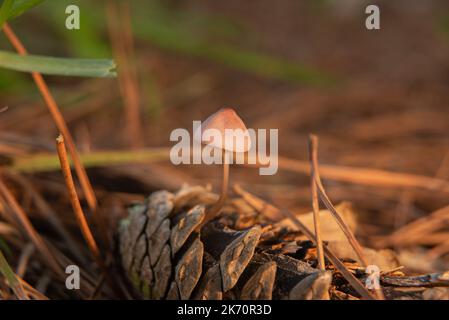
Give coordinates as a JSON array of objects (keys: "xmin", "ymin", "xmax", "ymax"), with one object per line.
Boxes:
[
  {"xmin": 309, "ymin": 135, "xmax": 368, "ymax": 268},
  {"xmin": 55, "ymin": 135, "xmax": 103, "ymax": 270},
  {"xmin": 0, "ymin": 176, "xmax": 62, "ymax": 277},
  {"xmin": 308, "ymin": 135, "xmax": 325, "ymax": 271}
]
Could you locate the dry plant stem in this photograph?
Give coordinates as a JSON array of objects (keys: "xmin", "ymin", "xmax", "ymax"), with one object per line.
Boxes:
[
  {"xmin": 385, "ymin": 205, "xmax": 449, "ymax": 246},
  {"xmin": 0, "ymin": 177, "xmax": 63, "ymax": 277},
  {"xmin": 1, "ymin": 23, "xmax": 99, "ymax": 221},
  {"xmin": 308, "ymin": 136, "xmax": 325, "ymax": 271},
  {"xmin": 309, "ymin": 135, "xmax": 368, "ymax": 268},
  {"xmin": 427, "ymin": 239, "xmax": 449, "ymax": 258},
  {"xmin": 277, "ymin": 156, "xmax": 449, "ymax": 194},
  {"xmin": 12, "ymin": 149, "xmax": 449, "ymax": 194},
  {"xmin": 55, "ymin": 135, "xmax": 103, "ymax": 269},
  {"xmin": 106, "ymin": 0, "xmax": 144, "ymax": 149},
  {"xmin": 16, "ymin": 243, "xmax": 34, "ymax": 278},
  {"xmin": 19, "ymin": 278, "xmax": 49, "ymax": 300}
]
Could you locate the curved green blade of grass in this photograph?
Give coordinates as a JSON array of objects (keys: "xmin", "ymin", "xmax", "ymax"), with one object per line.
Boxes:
[
  {"xmin": 0, "ymin": 50, "xmax": 117, "ymax": 77},
  {"xmin": 0, "ymin": 0, "xmax": 45, "ymax": 29},
  {"xmin": 7, "ymin": 0, "xmax": 45, "ymax": 20},
  {"xmin": 0, "ymin": 0, "xmax": 14, "ymax": 29}
]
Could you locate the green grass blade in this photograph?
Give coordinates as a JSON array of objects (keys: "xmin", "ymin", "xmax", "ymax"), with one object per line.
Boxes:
[
  {"xmin": 0, "ymin": 0, "xmax": 14, "ymax": 29},
  {"xmin": 7, "ymin": 0, "xmax": 45, "ymax": 20},
  {"xmin": 0, "ymin": 50, "xmax": 117, "ymax": 77},
  {"xmin": 0, "ymin": 0, "xmax": 45, "ymax": 29}
]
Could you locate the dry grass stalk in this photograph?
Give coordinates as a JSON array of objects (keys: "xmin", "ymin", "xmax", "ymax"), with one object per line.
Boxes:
[
  {"xmin": 308, "ymin": 135, "xmax": 325, "ymax": 271},
  {"xmin": 55, "ymin": 135, "xmax": 103, "ymax": 269},
  {"xmin": 277, "ymin": 156, "xmax": 449, "ymax": 194},
  {"xmin": 427, "ymin": 239, "xmax": 449, "ymax": 258},
  {"xmin": 0, "ymin": 177, "xmax": 62, "ymax": 277},
  {"xmin": 4, "ymin": 171, "xmax": 86, "ymax": 265},
  {"xmin": 1, "ymin": 23, "xmax": 99, "ymax": 215},
  {"xmin": 106, "ymin": 0, "xmax": 144, "ymax": 149},
  {"xmin": 16, "ymin": 243, "xmax": 34, "ymax": 278},
  {"xmin": 385, "ymin": 205, "xmax": 449, "ymax": 246},
  {"xmin": 11, "ymin": 149, "xmax": 449, "ymax": 195},
  {"xmin": 19, "ymin": 278, "xmax": 49, "ymax": 300},
  {"xmin": 88, "ymin": 274, "xmax": 105, "ymax": 300},
  {"xmin": 309, "ymin": 135, "xmax": 368, "ymax": 268}
]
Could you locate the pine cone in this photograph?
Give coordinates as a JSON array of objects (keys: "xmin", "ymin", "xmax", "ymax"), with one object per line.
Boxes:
[{"xmin": 118, "ymin": 185, "xmax": 331, "ymax": 300}]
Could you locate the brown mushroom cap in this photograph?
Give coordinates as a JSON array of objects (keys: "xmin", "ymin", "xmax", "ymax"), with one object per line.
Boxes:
[{"xmin": 195, "ymin": 108, "xmax": 251, "ymax": 153}]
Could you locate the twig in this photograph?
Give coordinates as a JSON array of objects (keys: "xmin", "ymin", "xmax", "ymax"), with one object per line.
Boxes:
[
  {"xmin": 308, "ymin": 135, "xmax": 325, "ymax": 271},
  {"xmin": 1, "ymin": 23, "xmax": 98, "ymax": 214},
  {"xmin": 0, "ymin": 176, "xmax": 62, "ymax": 277},
  {"xmin": 309, "ymin": 135, "xmax": 368, "ymax": 267},
  {"xmin": 55, "ymin": 135, "xmax": 103, "ymax": 270}
]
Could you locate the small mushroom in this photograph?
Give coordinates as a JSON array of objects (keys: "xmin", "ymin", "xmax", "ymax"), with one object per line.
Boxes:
[{"xmin": 195, "ymin": 108, "xmax": 251, "ymax": 224}]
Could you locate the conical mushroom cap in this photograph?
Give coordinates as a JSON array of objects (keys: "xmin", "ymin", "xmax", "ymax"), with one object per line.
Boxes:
[{"xmin": 195, "ymin": 108, "xmax": 251, "ymax": 153}]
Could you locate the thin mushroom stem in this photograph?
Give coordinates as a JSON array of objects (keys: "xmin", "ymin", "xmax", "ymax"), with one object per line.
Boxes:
[
  {"xmin": 220, "ymin": 151, "xmax": 230, "ymax": 205},
  {"xmin": 202, "ymin": 150, "xmax": 230, "ymax": 225}
]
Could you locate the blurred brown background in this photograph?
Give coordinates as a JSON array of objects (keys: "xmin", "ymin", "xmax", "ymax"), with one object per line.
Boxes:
[{"xmin": 1, "ymin": 0, "xmax": 449, "ymax": 256}]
